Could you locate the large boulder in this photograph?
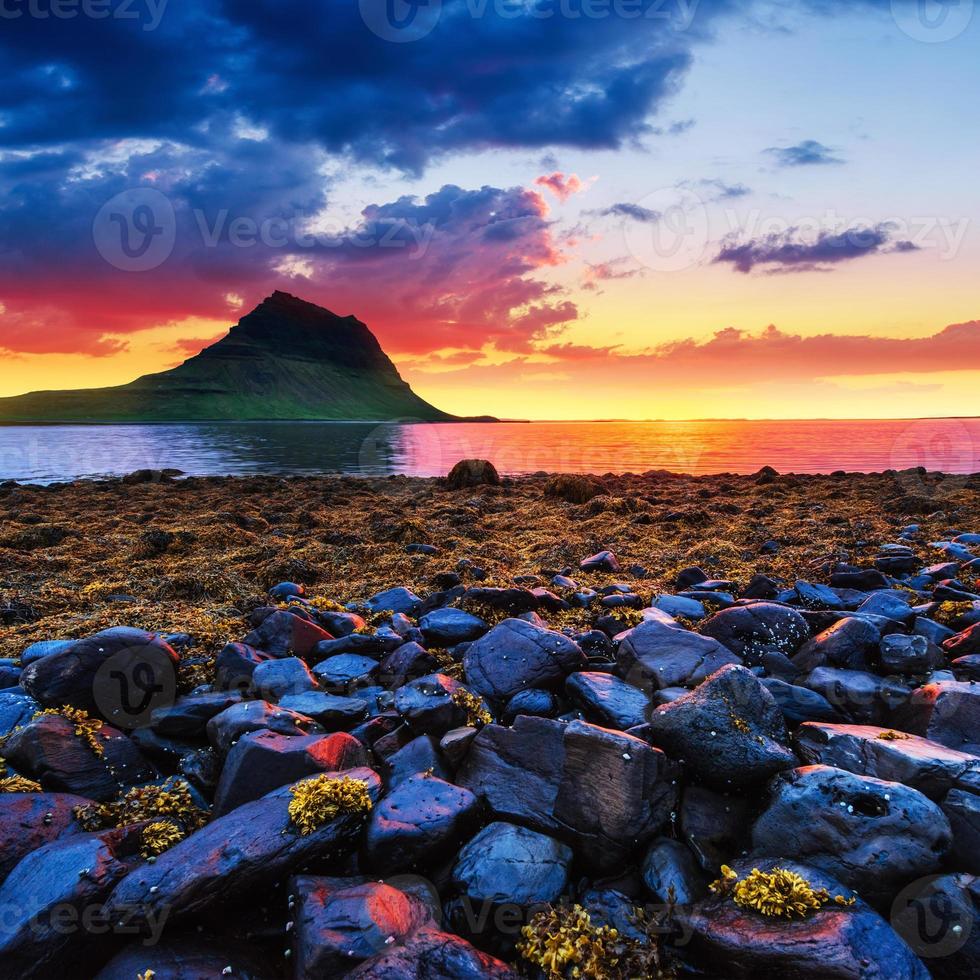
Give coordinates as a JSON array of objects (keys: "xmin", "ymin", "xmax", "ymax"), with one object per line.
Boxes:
[
  {"xmin": 365, "ymin": 773, "xmax": 480, "ymax": 874},
  {"xmin": 0, "ymin": 825, "xmax": 143, "ymax": 978},
  {"xmin": 795, "ymin": 722, "xmax": 980, "ymax": 799},
  {"xmin": 615, "ymin": 618, "xmax": 740, "ymax": 691},
  {"xmin": 3, "ymin": 713, "xmax": 157, "ymax": 802},
  {"xmin": 19, "ymin": 627, "xmax": 178, "ymax": 718},
  {"xmin": 446, "ymin": 459, "xmax": 499, "ymax": 490},
  {"xmin": 462, "ymin": 619, "xmax": 587, "ymax": 703},
  {"xmin": 897, "ymin": 681, "xmax": 980, "ymax": 754},
  {"xmin": 457, "ymin": 716, "xmax": 676, "ymax": 872},
  {"xmin": 700, "ymin": 602, "xmax": 810, "ymax": 662},
  {"xmin": 292, "ymin": 877, "xmax": 433, "ymax": 979},
  {"xmin": 644, "ymin": 665, "xmax": 797, "ymax": 790},
  {"xmin": 106, "ymin": 767, "xmax": 382, "ymax": 927},
  {"xmin": 564, "ymin": 671, "xmax": 649, "ymax": 731},
  {"xmin": 751, "ymin": 765, "xmax": 952, "ymax": 903},
  {"xmin": 0, "ymin": 792, "xmax": 90, "ymax": 883},
  {"xmin": 213, "ymin": 730, "xmax": 369, "ymax": 815},
  {"xmin": 676, "ymin": 857, "xmax": 929, "ymax": 979}
]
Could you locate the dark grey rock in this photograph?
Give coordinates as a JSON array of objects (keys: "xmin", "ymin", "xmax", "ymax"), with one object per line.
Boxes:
[
  {"xmin": 751, "ymin": 764, "xmax": 952, "ymax": 903},
  {"xmin": 700, "ymin": 602, "xmax": 810, "ymax": 662},
  {"xmin": 795, "ymin": 722, "xmax": 980, "ymax": 799},
  {"xmin": 251, "ymin": 656, "xmax": 319, "ymax": 701},
  {"xmin": 463, "ymin": 618, "xmax": 587, "ymax": 703},
  {"xmin": 364, "ymin": 587, "xmax": 423, "ymax": 617},
  {"xmin": 942, "ymin": 789, "xmax": 980, "ymax": 874},
  {"xmin": 3, "ymin": 713, "xmax": 156, "ymax": 802},
  {"xmin": 803, "ymin": 666, "xmax": 912, "ymax": 725},
  {"xmin": 313, "ymin": 654, "xmax": 381, "ymax": 692},
  {"xmin": 366, "ymin": 773, "xmax": 481, "ymax": 874},
  {"xmin": 565, "ymin": 671, "xmax": 649, "ymax": 731},
  {"xmin": 19, "ymin": 627, "xmax": 178, "ymax": 716},
  {"xmin": 645, "ymin": 665, "xmax": 796, "ymax": 789},
  {"xmin": 457, "ymin": 716, "xmax": 676, "ymax": 872},
  {"xmin": 760, "ymin": 677, "xmax": 840, "ymax": 724},
  {"xmin": 641, "ymin": 837, "xmax": 706, "ymax": 906},
  {"xmin": 279, "ymin": 691, "xmax": 370, "ymax": 731},
  {"xmin": 419, "ymin": 608, "xmax": 488, "ymax": 646},
  {"xmin": 792, "ymin": 616, "xmax": 881, "ymax": 672},
  {"xmin": 453, "ymin": 821, "xmax": 572, "ymax": 909}
]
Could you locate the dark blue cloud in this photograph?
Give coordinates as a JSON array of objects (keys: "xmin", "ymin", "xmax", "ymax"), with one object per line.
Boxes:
[
  {"xmin": 765, "ymin": 139, "xmax": 844, "ymax": 167},
  {"xmin": 599, "ymin": 203, "xmax": 662, "ymax": 222},
  {"xmin": 714, "ymin": 224, "xmax": 919, "ymax": 273}
]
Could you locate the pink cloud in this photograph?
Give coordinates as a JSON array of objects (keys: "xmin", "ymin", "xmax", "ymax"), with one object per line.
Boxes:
[{"xmin": 535, "ymin": 172, "xmax": 585, "ymax": 203}]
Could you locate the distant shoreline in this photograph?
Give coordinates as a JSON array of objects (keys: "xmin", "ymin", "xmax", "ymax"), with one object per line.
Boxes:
[{"xmin": 0, "ymin": 415, "xmax": 977, "ymax": 426}]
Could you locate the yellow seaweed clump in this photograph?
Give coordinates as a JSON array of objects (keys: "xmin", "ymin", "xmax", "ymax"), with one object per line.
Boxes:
[
  {"xmin": 287, "ymin": 774, "xmax": 373, "ymax": 836},
  {"xmin": 35, "ymin": 706, "xmax": 105, "ymax": 758},
  {"xmin": 140, "ymin": 820, "xmax": 186, "ymax": 858},
  {"xmin": 0, "ymin": 775, "xmax": 43, "ymax": 793},
  {"xmin": 518, "ymin": 905, "xmax": 623, "ymax": 980},
  {"xmin": 74, "ymin": 777, "xmax": 209, "ymax": 833},
  {"xmin": 877, "ymin": 729, "xmax": 912, "ymax": 741},
  {"xmin": 710, "ymin": 865, "xmax": 856, "ymax": 918},
  {"xmin": 450, "ymin": 688, "xmax": 492, "ymax": 727}
]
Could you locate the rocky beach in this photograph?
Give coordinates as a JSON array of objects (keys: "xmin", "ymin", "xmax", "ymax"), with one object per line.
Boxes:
[{"xmin": 0, "ymin": 462, "xmax": 978, "ymax": 979}]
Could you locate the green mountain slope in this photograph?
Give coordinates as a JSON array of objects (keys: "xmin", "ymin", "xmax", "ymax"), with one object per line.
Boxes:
[{"xmin": 0, "ymin": 292, "xmax": 457, "ymax": 422}]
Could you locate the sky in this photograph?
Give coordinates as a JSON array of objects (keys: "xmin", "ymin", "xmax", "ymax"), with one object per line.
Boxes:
[{"xmin": 0, "ymin": 0, "xmax": 978, "ymax": 419}]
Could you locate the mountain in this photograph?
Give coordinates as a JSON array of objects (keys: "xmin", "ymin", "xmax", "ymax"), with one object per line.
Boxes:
[{"xmin": 0, "ymin": 292, "xmax": 460, "ymax": 422}]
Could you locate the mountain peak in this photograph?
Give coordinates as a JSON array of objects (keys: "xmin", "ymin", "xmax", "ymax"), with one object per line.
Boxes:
[{"xmin": 0, "ymin": 292, "xmax": 458, "ymax": 422}]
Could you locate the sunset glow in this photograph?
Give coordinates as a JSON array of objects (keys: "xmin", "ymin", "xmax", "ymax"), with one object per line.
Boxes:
[{"xmin": 1, "ymin": 2, "xmax": 977, "ymax": 420}]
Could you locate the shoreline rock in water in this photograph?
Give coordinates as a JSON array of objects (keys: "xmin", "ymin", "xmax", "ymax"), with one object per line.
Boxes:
[{"xmin": 0, "ymin": 468, "xmax": 977, "ymax": 976}]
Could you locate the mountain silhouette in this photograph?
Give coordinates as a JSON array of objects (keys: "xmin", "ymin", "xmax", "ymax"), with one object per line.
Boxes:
[{"xmin": 0, "ymin": 292, "xmax": 460, "ymax": 422}]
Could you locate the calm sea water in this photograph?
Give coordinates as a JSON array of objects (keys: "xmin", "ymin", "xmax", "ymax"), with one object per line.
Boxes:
[{"xmin": 0, "ymin": 419, "xmax": 977, "ymax": 484}]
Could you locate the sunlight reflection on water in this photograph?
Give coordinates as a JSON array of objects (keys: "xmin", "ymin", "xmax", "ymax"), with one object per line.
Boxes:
[{"xmin": 0, "ymin": 418, "xmax": 976, "ymax": 483}]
